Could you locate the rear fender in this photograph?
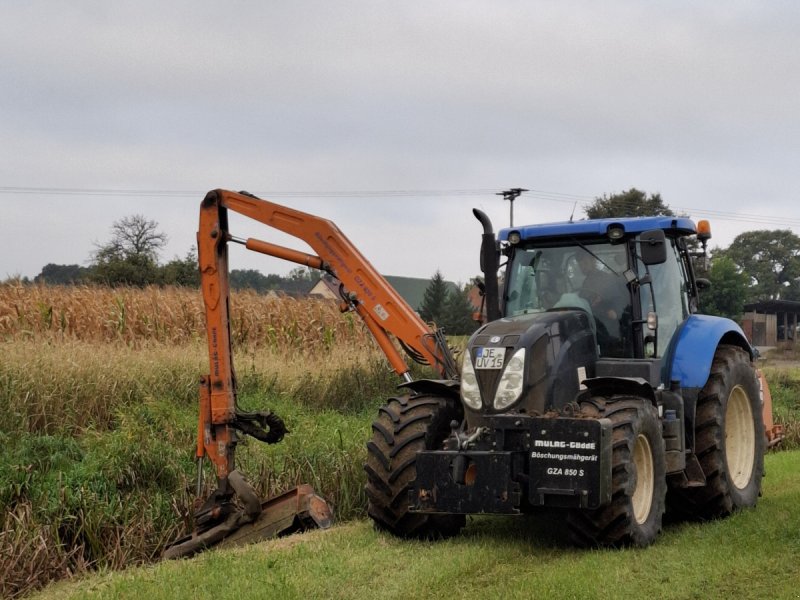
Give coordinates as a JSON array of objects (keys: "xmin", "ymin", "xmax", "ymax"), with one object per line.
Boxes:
[{"xmin": 664, "ymin": 315, "xmax": 752, "ymax": 389}]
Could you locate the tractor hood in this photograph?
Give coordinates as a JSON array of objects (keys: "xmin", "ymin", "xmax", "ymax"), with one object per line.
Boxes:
[{"xmin": 462, "ymin": 310, "xmax": 598, "ymax": 425}]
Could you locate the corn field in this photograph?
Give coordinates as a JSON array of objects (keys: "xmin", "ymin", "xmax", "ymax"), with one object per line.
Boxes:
[{"xmin": 0, "ymin": 282, "xmax": 372, "ymax": 351}]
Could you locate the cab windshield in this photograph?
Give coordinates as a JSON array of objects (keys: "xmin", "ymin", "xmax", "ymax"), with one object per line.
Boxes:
[{"xmin": 505, "ymin": 242, "xmax": 633, "ymax": 357}]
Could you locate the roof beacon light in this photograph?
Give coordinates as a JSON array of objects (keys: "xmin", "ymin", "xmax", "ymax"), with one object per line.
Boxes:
[{"xmin": 696, "ymin": 220, "xmax": 712, "ymax": 242}]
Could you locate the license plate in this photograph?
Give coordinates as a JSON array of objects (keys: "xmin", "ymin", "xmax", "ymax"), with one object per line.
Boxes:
[{"xmin": 475, "ymin": 347, "xmax": 505, "ymax": 369}]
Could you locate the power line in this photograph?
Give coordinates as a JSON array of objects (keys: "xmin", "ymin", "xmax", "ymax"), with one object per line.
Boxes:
[
  {"xmin": 0, "ymin": 186, "xmax": 499, "ymax": 198},
  {"xmin": 0, "ymin": 186, "xmax": 199, "ymax": 197},
  {"xmin": 0, "ymin": 186, "xmax": 595, "ymax": 201},
  {"xmin": 1, "ymin": 185, "xmax": 798, "ymax": 228}
]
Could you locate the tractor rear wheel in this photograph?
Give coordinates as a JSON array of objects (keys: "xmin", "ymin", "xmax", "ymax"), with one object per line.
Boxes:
[
  {"xmin": 365, "ymin": 393, "xmax": 465, "ymax": 538},
  {"xmin": 567, "ymin": 396, "xmax": 666, "ymax": 547},
  {"xmin": 668, "ymin": 345, "xmax": 764, "ymax": 519}
]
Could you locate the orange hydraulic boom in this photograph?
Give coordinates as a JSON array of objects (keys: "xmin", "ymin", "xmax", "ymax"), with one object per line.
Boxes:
[{"xmin": 165, "ymin": 189, "xmax": 457, "ymax": 558}]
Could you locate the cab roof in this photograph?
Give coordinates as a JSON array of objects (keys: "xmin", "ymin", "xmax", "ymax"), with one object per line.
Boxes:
[{"xmin": 498, "ymin": 215, "xmax": 697, "ymax": 242}]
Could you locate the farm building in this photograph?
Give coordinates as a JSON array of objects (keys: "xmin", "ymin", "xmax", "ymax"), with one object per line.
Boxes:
[{"xmin": 742, "ymin": 299, "xmax": 800, "ymax": 347}]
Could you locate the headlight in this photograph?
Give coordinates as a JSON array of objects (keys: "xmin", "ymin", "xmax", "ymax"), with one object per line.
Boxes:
[
  {"xmin": 493, "ymin": 348, "xmax": 526, "ymax": 410},
  {"xmin": 460, "ymin": 351, "xmax": 482, "ymax": 410}
]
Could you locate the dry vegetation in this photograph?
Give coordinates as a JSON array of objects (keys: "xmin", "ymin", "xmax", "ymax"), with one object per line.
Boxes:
[
  {"xmin": 0, "ymin": 282, "xmax": 372, "ymax": 348},
  {"xmin": 0, "ymin": 283, "xmax": 395, "ymax": 599}
]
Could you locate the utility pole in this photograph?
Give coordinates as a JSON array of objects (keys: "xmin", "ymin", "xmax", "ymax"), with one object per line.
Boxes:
[{"xmin": 496, "ymin": 188, "xmax": 528, "ymax": 227}]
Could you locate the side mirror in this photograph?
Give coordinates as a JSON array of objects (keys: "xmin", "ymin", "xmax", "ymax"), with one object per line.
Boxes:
[
  {"xmin": 640, "ymin": 229, "xmax": 667, "ymax": 265},
  {"xmin": 696, "ymin": 278, "xmax": 711, "ymax": 291}
]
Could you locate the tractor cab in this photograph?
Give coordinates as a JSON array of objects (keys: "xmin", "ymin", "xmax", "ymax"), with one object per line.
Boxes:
[{"xmin": 500, "ymin": 217, "xmax": 701, "ymax": 363}]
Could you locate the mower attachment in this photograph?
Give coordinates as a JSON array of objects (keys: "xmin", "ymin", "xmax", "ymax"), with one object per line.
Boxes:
[{"xmin": 164, "ymin": 473, "xmax": 332, "ymax": 560}]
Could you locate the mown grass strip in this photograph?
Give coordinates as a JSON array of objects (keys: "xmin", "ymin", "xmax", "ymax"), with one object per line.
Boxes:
[{"xmin": 38, "ymin": 451, "xmax": 800, "ymax": 600}]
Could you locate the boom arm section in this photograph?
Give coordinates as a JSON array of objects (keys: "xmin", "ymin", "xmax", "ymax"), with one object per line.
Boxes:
[
  {"xmin": 200, "ymin": 189, "xmax": 457, "ymax": 375},
  {"xmin": 197, "ymin": 189, "xmax": 457, "ymax": 478}
]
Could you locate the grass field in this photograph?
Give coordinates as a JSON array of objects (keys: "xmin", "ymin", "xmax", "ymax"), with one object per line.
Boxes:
[{"xmin": 1, "ymin": 283, "xmax": 799, "ymax": 598}]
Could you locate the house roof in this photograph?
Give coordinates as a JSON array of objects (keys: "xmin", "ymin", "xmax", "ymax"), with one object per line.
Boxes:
[
  {"xmin": 744, "ymin": 300, "xmax": 800, "ymax": 313},
  {"xmin": 308, "ymin": 277, "xmax": 340, "ymax": 299}
]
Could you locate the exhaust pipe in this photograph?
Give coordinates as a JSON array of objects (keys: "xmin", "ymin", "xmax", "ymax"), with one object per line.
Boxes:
[{"xmin": 473, "ymin": 209, "xmax": 501, "ymax": 322}]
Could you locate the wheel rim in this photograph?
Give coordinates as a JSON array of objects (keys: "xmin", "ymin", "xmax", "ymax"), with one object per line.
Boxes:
[
  {"xmin": 632, "ymin": 433, "xmax": 654, "ymax": 525},
  {"xmin": 726, "ymin": 384, "xmax": 755, "ymax": 489}
]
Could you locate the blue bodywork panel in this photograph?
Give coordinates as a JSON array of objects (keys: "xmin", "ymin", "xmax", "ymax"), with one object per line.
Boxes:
[
  {"xmin": 500, "ymin": 216, "xmax": 697, "ymax": 242},
  {"xmin": 665, "ymin": 314, "xmax": 752, "ymax": 389}
]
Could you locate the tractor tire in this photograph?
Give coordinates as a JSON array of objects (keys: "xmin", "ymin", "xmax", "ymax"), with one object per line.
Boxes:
[
  {"xmin": 365, "ymin": 393, "xmax": 465, "ymax": 538},
  {"xmin": 567, "ymin": 396, "xmax": 666, "ymax": 547},
  {"xmin": 668, "ymin": 345, "xmax": 765, "ymax": 519}
]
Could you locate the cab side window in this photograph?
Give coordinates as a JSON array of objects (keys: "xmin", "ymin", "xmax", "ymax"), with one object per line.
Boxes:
[{"xmin": 640, "ymin": 238, "xmax": 689, "ymax": 357}]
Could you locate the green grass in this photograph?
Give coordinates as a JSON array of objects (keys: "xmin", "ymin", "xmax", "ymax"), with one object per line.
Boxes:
[{"xmin": 36, "ymin": 450, "xmax": 800, "ymax": 600}]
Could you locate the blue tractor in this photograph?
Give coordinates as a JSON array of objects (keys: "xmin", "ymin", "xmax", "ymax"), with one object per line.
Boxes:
[{"xmin": 366, "ymin": 212, "xmax": 765, "ymax": 546}]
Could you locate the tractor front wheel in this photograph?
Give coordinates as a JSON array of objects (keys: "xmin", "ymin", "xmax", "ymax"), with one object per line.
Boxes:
[
  {"xmin": 364, "ymin": 393, "xmax": 465, "ymax": 538},
  {"xmin": 567, "ymin": 396, "xmax": 666, "ymax": 547}
]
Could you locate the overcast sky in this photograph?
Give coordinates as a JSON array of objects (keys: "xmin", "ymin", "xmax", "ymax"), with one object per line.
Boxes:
[{"xmin": 2, "ymin": 2, "xmax": 799, "ymax": 284}]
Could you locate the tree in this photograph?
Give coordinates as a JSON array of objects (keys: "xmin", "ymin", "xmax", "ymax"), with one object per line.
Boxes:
[
  {"xmin": 230, "ymin": 269, "xmax": 274, "ymax": 292},
  {"xmin": 419, "ymin": 270, "xmax": 450, "ymax": 326},
  {"xmin": 107, "ymin": 214, "xmax": 168, "ymax": 261},
  {"xmin": 90, "ymin": 215, "xmax": 167, "ymax": 286},
  {"xmin": 90, "ymin": 250, "xmax": 160, "ymax": 287},
  {"xmin": 715, "ymin": 230, "xmax": 800, "ymax": 301},
  {"xmin": 229, "ymin": 268, "xmax": 315, "ymax": 294},
  {"xmin": 585, "ymin": 188, "xmax": 674, "ymax": 219},
  {"xmin": 442, "ymin": 285, "xmax": 478, "ymax": 335},
  {"xmin": 160, "ymin": 248, "xmax": 200, "ymax": 287},
  {"xmin": 34, "ymin": 263, "xmax": 90, "ymax": 285},
  {"xmin": 698, "ymin": 256, "xmax": 749, "ymax": 320},
  {"xmin": 282, "ymin": 267, "xmax": 316, "ymax": 293}
]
